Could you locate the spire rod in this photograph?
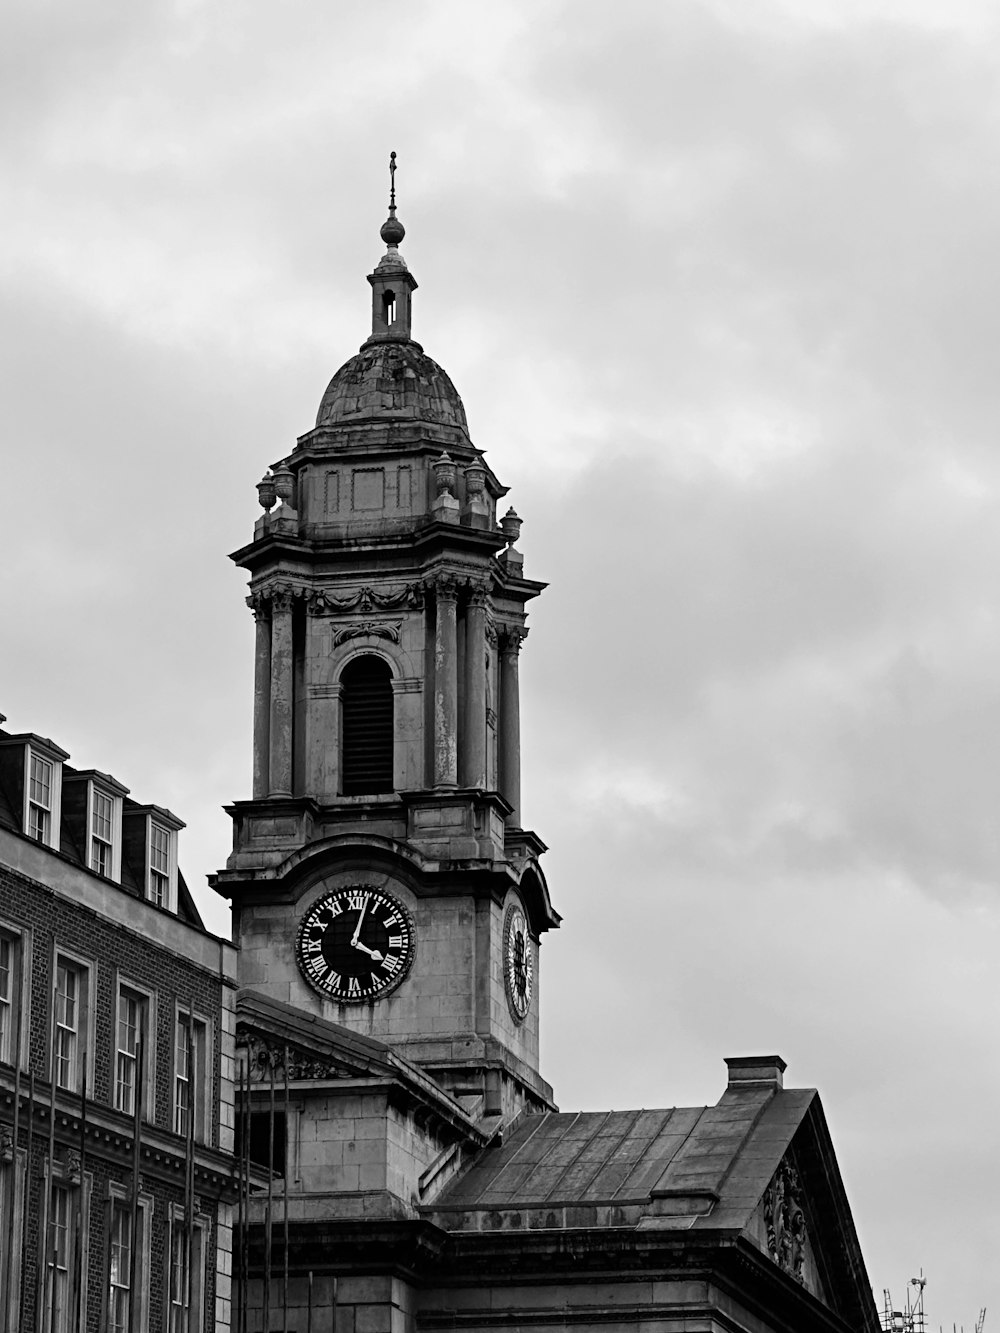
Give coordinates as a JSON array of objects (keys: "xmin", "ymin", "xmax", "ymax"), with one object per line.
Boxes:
[{"xmin": 389, "ymin": 150, "xmax": 397, "ymax": 213}]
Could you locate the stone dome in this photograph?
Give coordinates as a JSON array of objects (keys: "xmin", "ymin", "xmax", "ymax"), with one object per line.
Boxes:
[{"xmin": 316, "ymin": 340, "xmax": 469, "ymax": 433}]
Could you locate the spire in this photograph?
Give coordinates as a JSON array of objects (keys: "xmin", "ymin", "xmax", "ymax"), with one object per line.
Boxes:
[
  {"xmin": 380, "ymin": 150, "xmax": 405, "ymax": 249},
  {"xmin": 366, "ymin": 151, "xmax": 418, "ymax": 345}
]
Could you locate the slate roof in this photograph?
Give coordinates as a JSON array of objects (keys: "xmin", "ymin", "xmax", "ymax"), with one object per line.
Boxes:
[{"xmin": 424, "ymin": 1082, "xmax": 818, "ymax": 1234}]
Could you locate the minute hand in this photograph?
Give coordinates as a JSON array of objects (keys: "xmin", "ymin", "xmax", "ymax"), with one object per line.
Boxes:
[{"xmin": 350, "ymin": 898, "xmax": 369, "ymax": 948}]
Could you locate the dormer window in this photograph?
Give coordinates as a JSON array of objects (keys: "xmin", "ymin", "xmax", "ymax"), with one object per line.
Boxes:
[
  {"xmin": 18, "ymin": 739, "xmax": 66, "ymax": 850},
  {"xmin": 28, "ymin": 752, "xmax": 53, "ymax": 842},
  {"xmin": 89, "ymin": 782, "xmax": 123, "ymax": 881},
  {"xmin": 148, "ymin": 819, "xmax": 177, "ymax": 910}
]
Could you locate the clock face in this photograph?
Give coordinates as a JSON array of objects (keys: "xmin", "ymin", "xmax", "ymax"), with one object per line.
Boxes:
[
  {"xmin": 296, "ymin": 885, "xmax": 414, "ymax": 1003},
  {"xmin": 503, "ymin": 900, "xmax": 533, "ymax": 1021}
]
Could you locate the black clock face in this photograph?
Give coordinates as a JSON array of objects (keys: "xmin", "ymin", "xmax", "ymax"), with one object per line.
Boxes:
[
  {"xmin": 503, "ymin": 901, "xmax": 533, "ymax": 1021},
  {"xmin": 297, "ymin": 886, "xmax": 414, "ymax": 1002}
]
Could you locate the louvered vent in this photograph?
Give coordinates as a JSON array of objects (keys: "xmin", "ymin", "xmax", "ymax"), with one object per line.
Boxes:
[{"xmin": 341, "ymin": 656, "xmax": 394, "ymax": 795}]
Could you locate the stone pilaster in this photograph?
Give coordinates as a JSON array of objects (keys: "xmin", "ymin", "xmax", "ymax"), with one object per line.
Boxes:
[
  {"xmin": 250, "ymin": 596, "xmax": 271, "ymax": 800},
  {"xmin": 268, "ymin": 590, "xmax": 294, "ymax": 797},
  {"xmin": 433, "ymin": 577, "xmax": 459, "ymax": 788},
  {"xmin": 462, "ymin": 587, "xmax": 489, "ymax": 789},
  {"xmin": 499, "ymin": 627, "xmax": 527, "ymax": 826}
]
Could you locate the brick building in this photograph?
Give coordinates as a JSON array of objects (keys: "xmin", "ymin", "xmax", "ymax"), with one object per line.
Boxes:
[
  {"xmin": 216, "ymin": 167, "xmax": 881, "ymax": 1333},
  {"xmin": 0, "ymin": 719, "xmax": 240, "ymax": 1332}
]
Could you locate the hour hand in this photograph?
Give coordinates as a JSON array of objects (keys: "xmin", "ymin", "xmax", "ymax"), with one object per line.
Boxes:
[{"xmin": 351, "ymin": 940, "xmax": 383, "ymax": 962}]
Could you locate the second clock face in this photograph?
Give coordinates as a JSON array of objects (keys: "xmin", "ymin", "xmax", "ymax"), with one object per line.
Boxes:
[
  {"xmin": 297, "ymin": 885, "xmax": 414, "ymax": 1002},
  {"xmin": 503, "ymin": 900, "xmax": 533, "ymax": 1021}
]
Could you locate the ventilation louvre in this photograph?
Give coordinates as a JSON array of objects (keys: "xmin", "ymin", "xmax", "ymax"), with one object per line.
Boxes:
[{"xmin": 341, "ymin": 656, "xmax": 394, "ymax": 795}]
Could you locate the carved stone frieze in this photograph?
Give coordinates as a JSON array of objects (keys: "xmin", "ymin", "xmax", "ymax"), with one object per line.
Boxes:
[
  {"xmin": 238, "ymin": 1028, "xmax": 369, "ymax": 1084},
  {"xmin": 309, "ymin": 584, "xmax": 423, "ymax": 616},
  {"xmin": 333, "ymin": 620, "xmax": 402, "ymax": 647},
  {"xmin": 763, "ymin": 1159, "xmax": 807, "ymax": 1284}
]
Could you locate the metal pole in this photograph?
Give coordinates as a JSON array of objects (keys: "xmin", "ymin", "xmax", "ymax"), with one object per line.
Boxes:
[
  {"xmin": 126, "ymin": 1030, "xmax": 144, "ymax": 1333},
  {"xmin": 332, "ymin": 1275, "xmax": 338, "ymax": 1333},
  {"xmin": 264, "ymin": 1060, "xmax": 275, "ymax": 1333},
  {"xmin": 20, "ymin": 1071, "xmax": 34, "ymax": 1327},
  {"xmin": 184, "ymin": 1006, "xmax": 196, "ymax": 1333},
  {"xmin": 235, "ymin": 1050, "xmax": 244, "ymax": 1333},
  {"xmin": 72, "ymin": 1067, "xmax": 87, "ymax": 1333},
  {"xmin": 4, "ymin": 1000, "xmax": 23, "ymax": 1333},
  {"xmin": 283, "ymin": 1046, "xmax": 290, "ymax": 1333},
  {"xmin": 240, "ymin": 1053, "xmax": 251, "ymax": 1333},
  {"xmin": 36, "ymin": 976, "xmax": 58, "ymax": 1333},
  {"xmin": 307, "ymin": 1270, "xmax": 313, "ymax": 1333}
]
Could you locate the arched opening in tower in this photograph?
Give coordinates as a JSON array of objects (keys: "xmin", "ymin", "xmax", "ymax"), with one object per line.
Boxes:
[{"xmin": 341, "ymin": 655, "xmax": 394, "ymax": 794}]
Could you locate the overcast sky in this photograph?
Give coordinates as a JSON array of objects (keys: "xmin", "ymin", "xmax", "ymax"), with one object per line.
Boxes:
[{"xmin": 3, "ymin": 0, "xmax": 999, "ymax": 1318}]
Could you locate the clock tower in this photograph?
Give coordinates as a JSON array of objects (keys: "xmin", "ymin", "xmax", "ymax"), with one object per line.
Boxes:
[{"xmin": 215, "ymin": 160, "xmax": 559, "ymax": 1150}]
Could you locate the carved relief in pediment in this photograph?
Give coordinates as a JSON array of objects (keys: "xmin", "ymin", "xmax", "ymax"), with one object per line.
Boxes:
[
  {"xmin": 763, "ymin": 1159, "xmax": 807, "ymax": 1284},
  {"xmin": 238, "ymin": 1027, "xmax": 370, "ymax": 1083}
]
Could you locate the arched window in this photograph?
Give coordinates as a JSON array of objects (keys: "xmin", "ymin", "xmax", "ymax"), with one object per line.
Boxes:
[{"xmin": 341, "ymin": 655, "xmax": 394, "ymax": 795}]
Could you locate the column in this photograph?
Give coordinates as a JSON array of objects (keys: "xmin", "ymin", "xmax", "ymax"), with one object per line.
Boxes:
[
  {"xmin": 462, "ymin": 590, "xmax": 488, "ymax": 788},
  {"xmin": 268, "ymin": 590, "xmax": 294, "ymax": 797},
  {"xmin": 433, "ymin": 578, "xmax": 458, "ymax": 788},
  {"xmin": 251, "ymin": 599, "xmax": 271, "ymax": 799},
  {"xmin": 499, "ymin": 628, "xmax": 525, "ymax": 826}
]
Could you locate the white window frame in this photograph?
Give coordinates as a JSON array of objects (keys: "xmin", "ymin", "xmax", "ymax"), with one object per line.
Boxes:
[
  {"xmin": 105, "ymin": 1184, "xmax": 152, "ymax": 1333},
  {"xmin": 172, "ymin": 1006, "xmax": 212, "ymax": 1144},
  {"xmin": 50, "ymin": 948, "xmax": 94, "ymax": 1096},
  {"xmin": 24, "ymin": 743, "xmax": 63, "ymax": 850},
  {"xmin": 147, "ymin": 817, "xmax": 178, "ymax": 911},
  {"xmin": 42, "ymin": 1163, "xmax": 91, "ymax": 1333},
  {"xmin": 87, "ymin": 782, "xmax": 123, "ymax": 882},
  {"xmin": 0, "ymin": 1144, "xmax": 27, "ymax": 1333},
  {"xmin": 0, "ymin": 920, "xmax": 30, "ymax": 1069},
  {"xmin": 167, "ymin": 1205, "xmax": 208, "ymax": 1333},
  {"xmin": 113, "ymin": 978, "xmax": 155, "ymax": 1120}
]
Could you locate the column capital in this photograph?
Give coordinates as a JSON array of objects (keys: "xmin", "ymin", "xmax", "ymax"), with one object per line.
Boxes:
[
  {"xmin": 466, "ymin": 576, "xmax": 491, "ymax": 609},
  {"xmin": 247, "ymin": 590, "xmax": 271, "ymax": 620},
  {"xmin": 499, "ymin": 625, "xmax": 529, "ymax": 656},
  {"xmin": 430, "ymin": 572, "xmax": 461, "ymax": 603}
]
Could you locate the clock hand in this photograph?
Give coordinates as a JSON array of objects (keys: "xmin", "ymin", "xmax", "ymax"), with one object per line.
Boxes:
[
  {"xmin": 350, "ymin": 896, "xmax": 369, "ymax": 948},
  {"xmin": 351, "ymin": 941, "xmax": 384, "ymax": 962}
]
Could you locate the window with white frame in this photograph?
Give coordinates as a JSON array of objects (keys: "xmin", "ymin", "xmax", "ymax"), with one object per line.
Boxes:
[
  {"xmin": 114, "ymin": 986, "xmax": 150, "ymax": 1117},
  {"xmin": 28, "ymin": 751, "xmax": 54, "ymax": 843},
  {"xmin": 108, "ymin": 1200, "xmax": 132, "ymax": 1333},
  {"xmin": 53, "ymin": 955, "xmax": 90, "ymax": 1093},
  {"xmin": 168, "ymin": 1213, "xmax": 206, "ymax": 1333},
  {"xmin": 46, "ymin": 1183, "xmax": 72, "ymax": 1333},
  {"xmin": 0, "ymin": 927, "xmax": 23, "ymax": 1066},
  {"xmin": 0, "ymin": 1144, "xmax": 25, "ymax": 1327},
  {"xmin": 148, "ymin": 821, "xmax": 174, "ymax": 908},
  {"xmin": 90, "ymin": 788, "xmax": 115, "ymax": 878},
  {"xmin": 173, "ymin": 1011, "xmax": 209, "ymax": 1142},
  {"xmin": 107, "ymin": 1187, "xmax": 150, "ymax": 1333}
]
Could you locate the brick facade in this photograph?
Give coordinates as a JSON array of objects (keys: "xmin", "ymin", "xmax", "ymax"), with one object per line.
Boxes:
[{"xmin": 0, "ymin": 823, "xmax": 239, "ymax": 1333}]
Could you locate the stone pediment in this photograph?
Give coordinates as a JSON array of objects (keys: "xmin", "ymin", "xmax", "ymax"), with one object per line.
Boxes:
[
  {"xmin": 236, "ymin": 989, "xmax": 487, "ymax": 1143},
  {"xmin": 240, "ymin": 1027, "xmax": 380, "ymax": 1084}
]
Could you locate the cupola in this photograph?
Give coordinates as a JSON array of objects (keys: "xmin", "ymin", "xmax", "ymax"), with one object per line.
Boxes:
[{"xmin": 365, "ymin": 150, "xmax": 418, "ymax": 344}]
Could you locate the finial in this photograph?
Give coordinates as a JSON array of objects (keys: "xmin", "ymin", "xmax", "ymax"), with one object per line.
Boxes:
[{"xmin": 380, "ymin": 149, "xmax": 406, "ymax": 248}]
